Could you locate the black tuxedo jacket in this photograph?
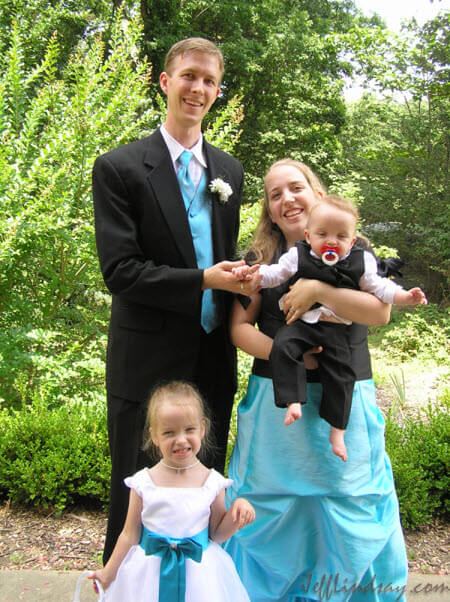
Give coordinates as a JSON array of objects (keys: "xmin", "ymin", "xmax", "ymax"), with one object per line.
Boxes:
[{"xmin": 93, "ymin": 128, "xmax": 244, "ymax": 403}]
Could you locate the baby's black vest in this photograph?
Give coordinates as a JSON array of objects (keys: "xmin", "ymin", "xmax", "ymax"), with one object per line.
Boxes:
[{"xmin": 294, "ymin": 240, "xmax": 365, "ymax": 290}]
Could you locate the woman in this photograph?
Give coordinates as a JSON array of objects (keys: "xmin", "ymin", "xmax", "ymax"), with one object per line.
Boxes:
[{"xmin": 225, "ymin": 159, "xmax": 408, "ymax": 602}]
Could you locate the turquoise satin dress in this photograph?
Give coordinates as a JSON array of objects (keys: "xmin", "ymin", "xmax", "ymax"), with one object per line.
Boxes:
[{"xmin": 225, "ymin": 376, "xmax": 408, "ymax": 602}]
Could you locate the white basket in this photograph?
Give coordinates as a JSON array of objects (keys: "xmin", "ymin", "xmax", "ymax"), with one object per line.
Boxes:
[{"xmin": 72, "ymin": 570, "xmax": 106, "ymax": 602}]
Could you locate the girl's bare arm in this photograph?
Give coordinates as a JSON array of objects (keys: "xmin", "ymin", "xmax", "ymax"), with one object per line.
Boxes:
[{"xmin": 89, "ymin": 490, "xmax": 143, "ymax": 590}]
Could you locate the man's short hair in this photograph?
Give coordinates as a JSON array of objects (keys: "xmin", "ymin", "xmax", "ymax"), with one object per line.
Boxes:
[{"xmin": 164, "ymin": 37, "xmax": 224, "ymax": 81}]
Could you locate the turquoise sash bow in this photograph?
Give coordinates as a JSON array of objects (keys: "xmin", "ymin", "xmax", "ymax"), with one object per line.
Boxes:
[{"xmin": 139, "ymin": 525, "xmax": 209, "ymax": 602}]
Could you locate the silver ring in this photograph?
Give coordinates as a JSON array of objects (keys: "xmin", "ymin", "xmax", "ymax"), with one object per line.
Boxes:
[{"xmin": 240, "ymin": 282, "xmax": 244, "ymax": 291}]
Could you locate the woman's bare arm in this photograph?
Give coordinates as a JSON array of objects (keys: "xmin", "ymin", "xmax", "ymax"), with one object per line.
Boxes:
[
  {"xmin": 282, "ymin": 279, "xmax": 391, "ymax": 326},
  {"xmin": 230, "ymin": 295, "xmax": 273, "ymax": 360}
]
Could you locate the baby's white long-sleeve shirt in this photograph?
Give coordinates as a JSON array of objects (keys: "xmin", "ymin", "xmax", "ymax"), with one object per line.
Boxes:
[{"xmin": 259, "ymin": 247, "xmax": 401, "ymax": 324}]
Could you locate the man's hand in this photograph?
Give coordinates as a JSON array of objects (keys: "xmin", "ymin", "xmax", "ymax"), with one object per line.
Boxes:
[{"xmin": 203, "ymin": 260, "xmax": 262, "ymax": 295}]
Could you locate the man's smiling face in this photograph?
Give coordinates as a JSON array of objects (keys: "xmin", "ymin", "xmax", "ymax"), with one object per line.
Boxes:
[{"xmin": 160, "ymin": 50, "xmax": 221, "ymax": 132}]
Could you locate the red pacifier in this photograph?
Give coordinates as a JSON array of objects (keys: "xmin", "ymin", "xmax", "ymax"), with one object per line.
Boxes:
[{"xmin": 321, "ymin": 245, "xmax": 340, "ymax": 266}]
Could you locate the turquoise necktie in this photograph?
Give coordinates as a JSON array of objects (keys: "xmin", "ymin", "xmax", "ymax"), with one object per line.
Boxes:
[{"xmin": 177, "ymin": 151, "xmax": 196, "ymax": 208}]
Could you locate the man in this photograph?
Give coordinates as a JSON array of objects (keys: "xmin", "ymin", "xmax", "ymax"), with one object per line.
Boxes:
[{"xmin": 93, "ymin": 38, "xmax": 253, "ymax": 562}]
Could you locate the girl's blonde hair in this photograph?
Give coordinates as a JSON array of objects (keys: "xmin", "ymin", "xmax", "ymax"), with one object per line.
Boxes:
[
  {"xmin": 250, "ymin": 159, "xmax": 327, "ymax": 265},
  {"xmin": 142, "ymin": 381, "xmax": 213, "ymax": 461}
]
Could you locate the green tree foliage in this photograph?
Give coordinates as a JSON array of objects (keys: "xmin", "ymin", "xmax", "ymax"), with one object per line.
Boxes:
[
  {"xmin": 0, "ymin": 0, "xmax": 114, "ymax": 71},
  {"xmin": 139, "ymin": 0, "xmax": 362, "ymax": 200},
  {"xmin": 339, "ymin": 14, "xmax": 449, "ymax": 300}
]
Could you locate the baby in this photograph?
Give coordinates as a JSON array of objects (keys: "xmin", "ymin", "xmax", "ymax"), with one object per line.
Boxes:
[{"xmin": 233, "ymin": 195, "xmax": 426, "ymax": 461}]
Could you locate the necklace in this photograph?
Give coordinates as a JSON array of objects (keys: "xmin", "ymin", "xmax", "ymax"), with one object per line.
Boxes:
[{"xmin": 159, "ymin": 459, "xmax": 200, "ymax": 474}]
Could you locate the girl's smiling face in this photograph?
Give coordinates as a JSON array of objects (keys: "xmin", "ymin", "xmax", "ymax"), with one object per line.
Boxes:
[
  {"xmin": 150, "ymin": 400, "xmax": 205, "ymax": 468},
  {"xmin": 265, "ymin": 165, "xmax": 321, "ymax": 248}
]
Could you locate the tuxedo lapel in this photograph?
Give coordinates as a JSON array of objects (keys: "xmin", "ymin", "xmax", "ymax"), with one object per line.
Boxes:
[
  {"xmin": 204, "ymin": 141, "xmax": 233, "ymax": 261},
  {"xmin": 144, "ymin": 130, "xmax": 197, "ymax": 268}
]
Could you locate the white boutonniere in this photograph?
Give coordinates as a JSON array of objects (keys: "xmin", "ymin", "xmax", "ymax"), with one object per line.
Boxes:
[{"xmin": 209, "ymin": 178, "xmax": 233, "ymax": 203}]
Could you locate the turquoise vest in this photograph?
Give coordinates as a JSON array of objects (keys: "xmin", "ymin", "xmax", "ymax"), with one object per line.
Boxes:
[{"xmin": 181, "ymin": 171, "xmax": 219, "ymax": 333}]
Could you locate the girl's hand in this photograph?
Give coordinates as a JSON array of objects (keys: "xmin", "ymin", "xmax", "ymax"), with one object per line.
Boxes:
[
  {"xmin": 88, "ymin": 569, "xmax": 112, "ymax": 593},
  {"xmin": 285, "ymin": 402, "xmax": 302, "ymax": 425},
  {"xmin": 231, "ymin": 498, "xmax": 255, "ymax": 529}
]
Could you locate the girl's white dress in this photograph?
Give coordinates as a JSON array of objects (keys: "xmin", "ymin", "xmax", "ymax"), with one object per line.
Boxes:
[{"xmin": 104, "ymin": 468, "xmax": 250, "ymax": 601}]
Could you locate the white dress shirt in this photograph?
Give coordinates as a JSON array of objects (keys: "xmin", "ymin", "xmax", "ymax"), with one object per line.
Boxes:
[{"xmin": 160, "ymin": 124, "xmax": 207, "ymax": 188}]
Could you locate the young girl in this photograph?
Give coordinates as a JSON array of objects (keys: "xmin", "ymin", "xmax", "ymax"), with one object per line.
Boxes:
[{"xmin": 89, "ymin": 381, "xmax": 254, "ymax": 601}]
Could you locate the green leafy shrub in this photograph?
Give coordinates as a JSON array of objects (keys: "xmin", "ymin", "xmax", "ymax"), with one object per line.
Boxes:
[
  {"xmin": 0, "ymin": 391, "xmax": 110, "ymax": 512},
  {"xmin": 373, "ymin": 304, "xmax": 449, "ymax": 364},
  {"xmin": 225, "ymin": 349, "xmax": 253, "ymax": 472},
  {"xmin": 0, "ymin": 10, "xmax": 158, "ymax": 408},
  {"xmin": 385, "ymin": 392, "xmax": 450, "ymax": 528}
]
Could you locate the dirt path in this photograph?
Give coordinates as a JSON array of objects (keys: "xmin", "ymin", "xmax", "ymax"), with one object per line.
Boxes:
[{"xmin": 0, "ymin": 502, "xmax": 448, "ymax": 574}]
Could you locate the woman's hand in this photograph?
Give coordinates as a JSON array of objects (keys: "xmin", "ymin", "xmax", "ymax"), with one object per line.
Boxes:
[
  {"xmin": 282, "ymin": 278, "xmax": 321, "ymax": 324},
  {"xmin": 283, "ymin": 278, "xmax": 392, "ymax": 326}
]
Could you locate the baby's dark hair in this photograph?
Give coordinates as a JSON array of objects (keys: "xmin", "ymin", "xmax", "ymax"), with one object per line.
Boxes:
[{"xmin": 142, "ymin": 380, "xmax": 214, "ymax": 462}]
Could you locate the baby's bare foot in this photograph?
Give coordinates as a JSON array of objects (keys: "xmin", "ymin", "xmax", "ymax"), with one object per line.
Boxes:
[
  {"xmin": 285, "ymin": 402, "xmax": 302, "ymax": 426},
  {"xmin": 330, "ymin": 427, "xmax": 347, "ymax": 462}
]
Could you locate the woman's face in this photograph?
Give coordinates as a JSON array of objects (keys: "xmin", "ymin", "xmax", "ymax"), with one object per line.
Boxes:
[{"xmin": 265, "ymin": 165, "xmax": 320, "ymax": 248}]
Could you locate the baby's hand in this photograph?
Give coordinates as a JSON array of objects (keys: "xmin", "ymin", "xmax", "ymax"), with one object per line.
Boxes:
[
  {"xmin": 231, "ymin": 498, "xmax": 255, "ymax": 529},
  {"xmin": 285, "ymin": 402, "xmax": 302, "ymax": 426},
  {"xmin": 232, "ymin": 264, "xmax": 260, "ymax": 281},
  {"xmin": 406, "ymin": 287, "xmax": 428, "ymax": 305},
  {"xmin": 232, "ymin": 265, "xmax": 250, "ymax": 280}
]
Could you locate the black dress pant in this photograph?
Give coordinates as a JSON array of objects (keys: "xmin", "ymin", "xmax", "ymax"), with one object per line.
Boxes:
[
  {"xmin": 269, "ymin": 321, "xmax": 356, "ymax": 430},
  {"xmin": 102, "ymin": 326, "xmax": 235, "ymax": 564}
]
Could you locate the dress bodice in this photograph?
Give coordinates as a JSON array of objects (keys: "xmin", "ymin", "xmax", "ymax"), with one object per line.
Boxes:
[{"xmin": 125, "ymin": 469, "xmax": 232, "ymax": 539}]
